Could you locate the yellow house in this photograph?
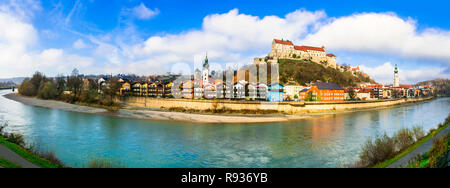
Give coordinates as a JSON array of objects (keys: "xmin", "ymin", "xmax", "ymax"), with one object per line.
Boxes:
[
  {"xmin": 120, "ymin": 82, "xmax": 131, "ymax": 95},
  {"xmin": 141, "ymin": 82, "xmax": 149, "ymax": 96},
  {"xmin": 164, "ymin": 82, "xmax": 174, "ymax": 98}
]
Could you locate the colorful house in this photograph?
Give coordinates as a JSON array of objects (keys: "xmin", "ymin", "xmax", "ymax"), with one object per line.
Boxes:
[
  {"xmin": 120, "ymin": 82, "xmax": 131, "ymax": 95},
  {"xmin": 164, "ymin": 82, "xmax": 174, "ymax": 98},
  {"xmin": 300, "ymin": 82, "xmax": 344, "ymax": 101},
  {"xmin": 181, "ymin": 81, "xmax": 194, "ymax": 99}
]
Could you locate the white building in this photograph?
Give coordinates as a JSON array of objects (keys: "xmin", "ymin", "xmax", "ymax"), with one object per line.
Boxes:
[
  {"xmin": 284, "ymin": 85, "xmax": 304, "ymax": 100},
  {"xmin": 393, "ymin": 64, "xmax": 400, "ymax": 87}
]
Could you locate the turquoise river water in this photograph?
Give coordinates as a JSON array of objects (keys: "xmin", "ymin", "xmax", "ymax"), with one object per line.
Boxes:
[{"xmin": 0, "ymin": 90, "xmax": 449, "ymax": 167}]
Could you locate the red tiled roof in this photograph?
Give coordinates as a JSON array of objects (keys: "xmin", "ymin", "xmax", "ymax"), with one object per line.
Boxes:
[
  {"xmin": 294, "ymin": 45, "xmax": 325, "ymax": 52},
  {"xmin": 400, "ymin": 84, "xmax": 413, "ymax": 88},
  {"xmin": 274, "ymin": 39, "xmax": 293, "ymax": 45},
  {"xmin": 326, "ymin": 54, "xmax": 336, "ymax": 57},
  {"xmin": 367, "ymin": 84, "xmax": 383, "ymax": 88}
]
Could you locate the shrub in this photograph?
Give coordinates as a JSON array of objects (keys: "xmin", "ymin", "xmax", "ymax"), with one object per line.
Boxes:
[
  {"xmin": 33, "ymin": 149, "xmax": 64, "ymax": 167},
  {"xmin": 427, "ymin": 135, "xmax": 448, "ymax": 168},
  {"xmin": 80, "ymin": 90, "xmax": 99, "ymax": 104},
  {"xmin": 358, "ymin": 133, "xmax": 396, "ymax": 167},
  {"xmin": 87, "ymin": 157, "xmax": 125, "ymax": 168},
  {"xmin": 18, "ymin": 79, "xmax": 37, "ymax": 96},
  {"xmin": 393, "ymin": 128, "xmax": 415, "ymax": 151},
  {"xmin": 38, "ymin": 81, "xmax": 59, "ymax": 100},
  {"xmin": 445, "ymin": 114, "xmax": 450, "ymax": 125},
  {"xmin": 6, "ymin": 133, "xmax": 26, "ymax": 146},
  {"xmin": 412, "ymin": 126, "xmax": 425, "ymax": 141}
]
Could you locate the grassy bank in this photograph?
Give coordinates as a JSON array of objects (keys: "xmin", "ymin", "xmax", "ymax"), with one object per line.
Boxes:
[
  {"xmin": 407, "ymin": 132, "xmax": 449, "ymax": 168},
  {"xmin": 349, "ymin": 113, "xmax": 450, "ymax": 168},
  {"xmin": 0, "ymin": 136, "xmax": 61, "ymax": 168},
  {"xmin": 372, "ymin": 123, "xmax": 449, "ymax": 168}
]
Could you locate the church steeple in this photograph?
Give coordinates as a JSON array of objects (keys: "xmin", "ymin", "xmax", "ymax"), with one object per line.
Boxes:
[
  {"xmin": 202, "ymin": 52, "xmax": 209, "ymax": 84},
  {"xmin": 203, "ymin": 52, "xmax": 209, "ymax": 69},
  {"xmin": 393, "ymin": 64, "xmax": 399, "ymax": 87}
]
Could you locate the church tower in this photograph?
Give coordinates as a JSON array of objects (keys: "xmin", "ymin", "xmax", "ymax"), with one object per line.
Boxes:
[
  {"xmin": 202, "ymin": 53, "xmax": 209, "ymax": 84},
  {"xmin": 393, "ymin": 64, "xmax": 399, "ymax": 87}
]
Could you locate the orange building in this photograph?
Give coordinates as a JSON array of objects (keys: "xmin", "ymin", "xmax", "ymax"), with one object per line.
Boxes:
[{"xmin": 300, "ymin": 83, "xmax": 345, "ymax": 101}]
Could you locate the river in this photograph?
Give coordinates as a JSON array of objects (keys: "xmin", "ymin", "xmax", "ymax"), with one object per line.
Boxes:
[{"xmin": 0, "ymin": 90, "xmax": 448, "ymax": 168}]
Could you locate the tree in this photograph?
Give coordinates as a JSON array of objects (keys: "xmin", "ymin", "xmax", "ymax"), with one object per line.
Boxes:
[
  {"xmin": 392, "ymin": 89, "xmax": 401, "ymax": 99},
  {"xmin": 18, "ymin": 79, "xmax": 35, "ymax": 96},
  {"xmin": 67, "ymin": 69, "xmax": 82, "ymax": 98},
  {"xmin": 30, "ymin": 72, "xmax": 45, "ymax": 92},
  {"xmin": 347, "ymin": 88, "xmax": 356, "ymax": 100},
  {"xmin": 38, "ymin": 81, "xmax": 58, "ymax": 99},
  {"xmin": 56, "ymin": 75, "xmax": 66, "ymax": 96},
  {"xmin": 103, "ymin": 77, "xmax": 121, "ymax": 103}
]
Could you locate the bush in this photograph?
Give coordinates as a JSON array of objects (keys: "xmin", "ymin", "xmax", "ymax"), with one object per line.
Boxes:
[
  {"xmin": 18, "ymin": 79, "xmax": 37, "ymax": 96},
  {"xmin": 87, "ymin": 157, "xmax": 125, "ymax": 168},
  {"xmin": 38, "ymin": 81, "xmax": 59, "ymax": 100},
  {"xmin": 6, "ymin": 133, "xmax": 26, "ymax": 146},
  {"xmin": 394, "ymin": 128, "xmax": 415, "ymax": 151},
  {"xmin": 358, "ymin": 133, "xmax": 396, "ymax": 167},
  {"xmin": 412, "ymin": 126, "xmax": 425, "ymax": 141},
  {"xmin": 30, "ymin": 147, "xmax": 64, "ymax": 167},
  {"xmin": 0, "ymin": 122, "xmax": 25, "ymax": 146},
  {"xmin": 80, "ymin": 90, "xmax": 99, "ymax": 104},
  {"xmin": 445, "ymin": 114, "xmax": 450, "ymax": 125}
]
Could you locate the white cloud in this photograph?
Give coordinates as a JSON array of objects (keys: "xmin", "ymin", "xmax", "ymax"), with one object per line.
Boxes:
[
  {"xmin": 131, "ymin": 9, "xmax": 325, "ymax": 63},
  {"xmin": 302, "ymin": 12, "xmax": 450, "ymax": 63},
  {"xmin": 0, "ymin": 6, "xmax": 93, "ymax": 78},
  {"xmin": 132, "ymin": 3, "xmax": 159, "ymax": 20},
  {"xmin": 360, "ymin": 62, "xmax": 449, "ymax": 84},
  {"xmin": 73, "ymin": 39, "xmax": 88, "ymax": 49}
]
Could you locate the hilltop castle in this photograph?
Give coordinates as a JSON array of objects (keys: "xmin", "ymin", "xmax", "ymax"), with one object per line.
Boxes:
[{"xmin": 254, "ymin": 39, "xmax": 337, "ymax": 69}]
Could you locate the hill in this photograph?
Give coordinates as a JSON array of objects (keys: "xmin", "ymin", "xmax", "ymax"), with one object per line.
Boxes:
[
  {"xmin": 277, "ymin": 59, "xmax": 375, "ymax": 87},
  {"xmin": 416, "ymin": 78, "xmax": 450, "ymax": 96}
]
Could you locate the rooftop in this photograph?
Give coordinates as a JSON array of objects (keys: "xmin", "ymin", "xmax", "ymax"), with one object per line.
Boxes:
[{"xmin": 312, "ymin": 82, "xmax": 344, "ymax": 90}]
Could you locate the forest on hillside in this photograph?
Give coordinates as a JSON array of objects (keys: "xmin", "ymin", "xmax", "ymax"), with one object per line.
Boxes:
[
  {"xmin": 277, "ymin": 59, "xmax": 375, "ymax": 87},
  {"xmin": 416, "ymin": 78, "xmax": 450, "ymax": 96}
]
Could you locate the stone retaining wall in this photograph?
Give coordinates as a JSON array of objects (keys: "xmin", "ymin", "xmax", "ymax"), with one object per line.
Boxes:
[{"xmin": 116, "ymin": 96, "xmax": 434, "ymax": 114}]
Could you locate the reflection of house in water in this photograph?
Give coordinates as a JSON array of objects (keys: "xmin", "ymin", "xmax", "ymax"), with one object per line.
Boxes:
[{"xmin": 309, "ymin": 115, "xmax": 345, "ymax": 144}]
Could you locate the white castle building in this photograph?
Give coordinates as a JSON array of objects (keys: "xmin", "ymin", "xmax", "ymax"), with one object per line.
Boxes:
[{"xmin": 254, "ymin": 39, "xmax": 337, "ymax": 69}]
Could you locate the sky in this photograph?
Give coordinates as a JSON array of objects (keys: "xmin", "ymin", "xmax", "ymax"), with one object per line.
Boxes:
[{"xmin": 0, "ymin": 0, "xmax": 449, "ymax": 84}]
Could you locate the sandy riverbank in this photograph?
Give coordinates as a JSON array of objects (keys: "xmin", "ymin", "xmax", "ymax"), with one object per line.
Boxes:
[{"xmin": 3, "ymin": 93, "xmax": 313, "ymax": 124}]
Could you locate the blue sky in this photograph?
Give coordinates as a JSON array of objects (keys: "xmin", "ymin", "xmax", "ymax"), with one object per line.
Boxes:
[{"xmin": 0, "ymin": 0, "xmax": 449, "ymax": 84}]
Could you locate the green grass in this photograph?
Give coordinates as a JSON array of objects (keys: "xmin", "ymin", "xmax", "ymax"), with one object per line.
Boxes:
[
  {"xmin": 0, "ymin": 157, "xmax": 22, "ymax": 168},
  {"xmin": 372, "ymin": 123, "xmax": 449, "ymax": 168},
  {"xmin": 0, "ymin": 136, "xmax": 60, "ymax": 168}
]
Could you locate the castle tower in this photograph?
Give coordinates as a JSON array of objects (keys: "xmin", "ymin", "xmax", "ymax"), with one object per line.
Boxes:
[
  {"xmin": 202, "ymin": 53, "xmax": 209, "ymax": 84},
  {"xmin": 393, "ymin": 64, "xmax": 399, "ymax": 87}
]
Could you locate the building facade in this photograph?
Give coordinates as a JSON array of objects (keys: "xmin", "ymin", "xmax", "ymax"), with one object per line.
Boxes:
[
  {"xmin": 300, "ymin": 83, "xmax": 345, "ymax": 101},
  {"xmin": 254, "ymin": 39, "xmax": 337, "ymax": 69}
]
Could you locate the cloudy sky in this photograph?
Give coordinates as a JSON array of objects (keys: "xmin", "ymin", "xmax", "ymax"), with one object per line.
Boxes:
[{"xmin": 0, "ymin": 0, "xmax": 449, "ymax": 84}]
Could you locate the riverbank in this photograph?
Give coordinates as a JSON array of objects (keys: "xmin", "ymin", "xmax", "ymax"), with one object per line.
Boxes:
[
  {"xmin": 383, "ymin": 124, "xmax": 449, "ymax": 168},
  {"xmin": 0, "ymin": 136, "xmax": 60, "ymax": 168},
  {"xmin": 4, "ymin": 93, "xmax": 315, "ymax": 124},
  {"xmin": 118, "ymin": 96, "xmax": 435, "ymax": 115}
]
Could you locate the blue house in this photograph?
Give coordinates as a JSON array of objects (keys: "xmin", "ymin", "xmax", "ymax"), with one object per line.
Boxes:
[{"xmin": 268, "ymin": 83, "xmax": 284, "ymax": 102}]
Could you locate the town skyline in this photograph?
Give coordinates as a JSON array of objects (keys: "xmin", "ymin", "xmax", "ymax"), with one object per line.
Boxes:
[{"xmin": 0, "ymin": 0, "xmax": 449, "ymax": 84}]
